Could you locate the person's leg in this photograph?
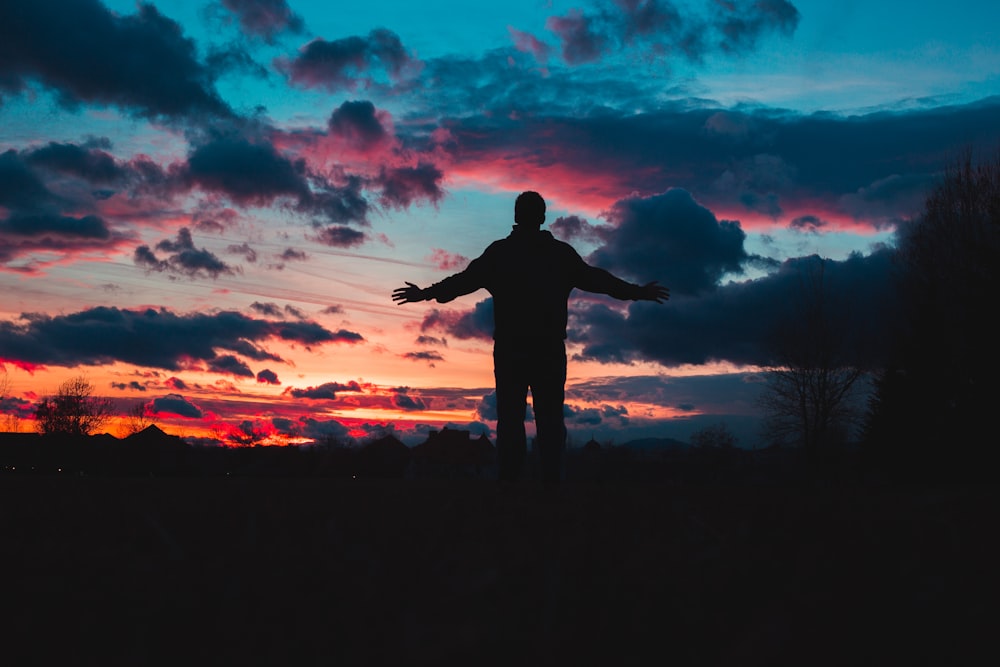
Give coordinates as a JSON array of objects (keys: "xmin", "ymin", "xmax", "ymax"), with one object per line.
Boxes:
[
  {"xmin": 494, "ymin": 342, "xmax": 529, "ymax": 482},
  {"xmin": 529, "ymin": 340, "xmax": 567, "ymax": 484}
]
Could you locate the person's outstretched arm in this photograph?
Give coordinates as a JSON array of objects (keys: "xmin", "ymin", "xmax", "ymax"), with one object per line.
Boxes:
[
  {"xmin": 392, "ymin": 252, "xmax": 491, "ymax": 305},
  {"xmin": 577, "ymin": 262, "xmax": 670, "ymax": 303}
]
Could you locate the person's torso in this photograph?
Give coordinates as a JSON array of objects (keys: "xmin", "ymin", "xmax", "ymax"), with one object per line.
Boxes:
[{"xmin": 481, "ymin": 229, "xmax": 579, "ymax": 340}]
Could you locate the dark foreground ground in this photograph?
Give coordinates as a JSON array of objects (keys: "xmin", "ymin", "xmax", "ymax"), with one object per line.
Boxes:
[{"xmin": 1, "ymin": 475, "xmax": 994, "ymax": 666}]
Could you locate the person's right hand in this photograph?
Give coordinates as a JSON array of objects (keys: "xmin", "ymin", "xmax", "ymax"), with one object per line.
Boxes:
[
  {"xmin": 392, "ymin": 282, "xmax": 428, "ymax": 304},
  {"xmin": 637, "ymin": 281, "xmax": 670, "ymax": 303}
]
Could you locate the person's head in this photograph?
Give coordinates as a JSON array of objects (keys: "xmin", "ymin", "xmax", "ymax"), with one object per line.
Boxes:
[{"xmin": 514, "ymin": 191, "xmax": 546, "ymax": 227}]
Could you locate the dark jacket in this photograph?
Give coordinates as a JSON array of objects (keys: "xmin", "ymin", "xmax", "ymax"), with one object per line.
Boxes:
[{"xmin": 426, "ymin": 225, "xmax": 644, "ymax": 341}]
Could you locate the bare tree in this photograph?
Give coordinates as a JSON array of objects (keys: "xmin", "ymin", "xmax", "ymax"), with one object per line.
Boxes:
[
  {"xmin": 34, "ymin": 376, "xmax": 114, "ymax": 436},
  {"xmin": 120, "ymin": 400, "xmax": 154, "ymax": 437},
  {"xmin": 759, "ymin": 258, "xmax": 870, "ymax": 459},
  {"xmin": 228, "ymin": 419, "xmax": 269, "ymax": 447},
  {"xmin": 0, "ymin": 368, "xmax": 16, "ymax": 433},
  {"xmin": 2, "ymin": 414, "xmax": 20, "ymax": 433},
  {"xmin": 690, "ymin": 422, "xmax": 738, "ymax": 449}
]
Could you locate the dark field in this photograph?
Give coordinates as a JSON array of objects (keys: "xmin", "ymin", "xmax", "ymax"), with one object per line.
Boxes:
[{"xmin": 1, "ymin": 475, "xmax": 993, "ymax": 666}]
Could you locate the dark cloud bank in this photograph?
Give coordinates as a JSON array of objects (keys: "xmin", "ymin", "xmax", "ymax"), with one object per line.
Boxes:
[
  {"xmin": 0, "ymin": 306, "xmax": 362, "ymax": 372},
  {"xmin": 0, "ymin": 0, "xmax": 231, "ymax": 120}
]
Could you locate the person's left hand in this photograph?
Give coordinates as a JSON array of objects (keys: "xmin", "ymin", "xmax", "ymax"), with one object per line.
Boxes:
[{"xmin": 392, "ymin": 282, "xmax": 428, "ymax": 304}]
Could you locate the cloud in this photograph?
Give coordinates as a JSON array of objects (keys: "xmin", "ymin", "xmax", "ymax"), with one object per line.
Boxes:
[
  {"xmin": 219, "ymin": 0, "xmax": 304, "ymax": 42},
  {"xmin": 589, "ymin": 188, "xmax": 752, "ymax": 295},
  {"xmin": 310, "ymin": 225, "xmax": 367, "ymax": 248},
  {"xmin": 427, "ymin": 249, "xmax": 469, "ymax": 271},
  {"xmin": 537, "ymin": 0, "xmax": 799, "ymax": 67},
  {"xmin": 564, "ymin": 403, "xmax": 629, "ymax": 427},
  {"xmin": 207, "ymin": 354, "xmax": 254, "ymax": 377},
  {"xmin": 183, "ymin": 136, "xmax": 308, "ymax": 206},
  {"xmin": 274, "ymin": 101, "xmax": 444, "ymax": 217},
  {"xmin": 789, "ymin": 215, "xmax": 826, "ymax": 232},
  {"xmin": 226, "ymin": 242, "xmax": 257, "ymax": 263},
  {"xmin": 0, "ymin": 0, "xmax": 230, "ymax": 120},
  {"xmin": 549, "ymin": 215, "xmax": 609, "ymax": 244},
  {"xmin": 0, "ymin": 212, "xmax": 129, "ymax": 268},
  {"xmin": 392, "ymin": 389, "xmax": 427, "ymax": 411},
  {"xmin": 0, "ymin": 149, "xmax": 54, "ymax": 210},
  {"xmin": 270, "ymin": 416, "xmax": 301, "ymax": 437},
  {"xmin": 0, "ymin": 144, "xmax": 183, "ymax": 268},
  {"xmin": 111, "ymin": 381, "xmax": 147, "ymax": 392},
  {"xmin": 328, "ymin": 100, "xmax": 390, "ymax": 151},
  {"xmin": 280, "ymin": 247, "xmax": 308, "ymax": 262},
  {"xmin": 166, "ymin": 377, "xmax": 188, "ymax": 391},
  {"xmin": 250, "ymin": 301, "xmax": 283, "ymax": 318},
  {"xmin": 715, "ymin": 0, "xmax": 800, "ymax": 54},
  {"xmin": 134, "ymin": 228, "xmax": 238, "ymax": 279},
  {"xmin": 419, "ymin": 299, "xmax": 494, "ymax": 341},
  {"xmin": 546, "ymin": 10, "xmax": 608, "ymax": 65},
  {"xmin": 476, "ymin": 392, "xmax": 498, "ymax": 421},
  {"xmin": 507, "ymin": 26, "xmax": 552, "ymax": 63},
  {"xmin": 837, "ymin": 173, "xmax": 937, "ymax": 227},
  {"xmin": 287, "ymin": 381, "xmax": 362, "ymax": 400},
  {"xmin": 277, "ymin": 28, "xmax": 419, "ymax": 91},
  {"xmin": 403, "ymin": 351, "xmax": 444, "ymax": 366},
  {"xmin": 376, "ymin": 163, "xmax": 445, "ymax": 209},
  {"xmin": 281, "ymin": 323, "xmax": 362, "ymax": 345},
  {"xmin": 150, "ymin": 393, "xmax": 204, "ymax": 419},
  {"xmin": 205, "ymin": 42, "xmax": 270, "ymax": 80},
  {"xmin": 24, "ymin": 141, "xmax": 125, "ymax": 184},
  {"xmin": 568, "ymin": 373, "xmax": 766, "ymax": 421},
  {"xmin": 1, "ymin": 213, "xmax": 112, "ymax": 241},
  {"xmin": 712, "ymin": 153, "xmax": 797, "ymax": 219},
  {"xmin": 0, "ymin": 394, "xmax": 35, "ymax": 420},
  {"xmin": 304, "ymin": 188, "xmax": 371, "ymax": 225},
  {"xmin": 573, "ymin": 248, "xmax": 896, "ymax": 368},
  {"xmin": 298, "ymin": 416, "xmax": 352, "ymax": 442},
  {"xmin": 416, "ymin": 335, "xmax": 446, "ymax": 346},
  {"xmin": 256, "ymin": 368, "xmax": 280, "ymax": 384},
  {"xmin": 0, "ymin": 306, "xmax": 360, "ymax": 372},
  {"xmin": 425, "ymin": 98, "xmax": 1000, "ymax": 230}
]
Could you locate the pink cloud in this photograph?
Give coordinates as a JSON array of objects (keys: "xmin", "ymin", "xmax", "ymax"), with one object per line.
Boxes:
[
  {"xmin": 508, "ymin": 26, "xmax": 552, "ymax": 63},
  {"xmin": 427, "ymin": 248, "xmax": 468, "ymax": 270}
]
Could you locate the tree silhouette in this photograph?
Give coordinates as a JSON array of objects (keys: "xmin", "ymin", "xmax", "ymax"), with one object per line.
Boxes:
[
  {"xmin": 690, "ymin": 422, "xmax": 738, "ymax": 449},
  {"xmin": 34, "ymin": 375, "xmax": 114, "ymax": 437},
  {"xmin": 864, "ymin": 150, "xmax": 1000, "ymax": 479},
  {"xmin": 120, "ymin": 400, "xmax": 155, "ymax": 437},
  {"xmin": 229, "ymin": 419, "xmax": 269, "ymax": 446},
  {"xmin": 0, "ymin": 368, "xmax": 17, "ymax": 432},
  {"xmin": 759, "ymin": 258, "xmax": 869, "ymax": 460}
]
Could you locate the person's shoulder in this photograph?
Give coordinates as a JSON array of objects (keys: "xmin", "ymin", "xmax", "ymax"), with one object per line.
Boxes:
[
  {"xmin": 484, "ymin": 237, "xmax": 509, "ymax": 253},
  {"xmin": 542, "ymin": 231, "xmax": 583, "ymax": 257}
]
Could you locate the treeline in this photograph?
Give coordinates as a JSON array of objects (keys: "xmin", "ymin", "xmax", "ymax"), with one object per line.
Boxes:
[
  {"xmin": 0, "ymin": 427, "xmax": 868, "ymax": 486},
  {"xmin": 861, "ymin": 153, "xmax": 1000, "ymax": 483}
]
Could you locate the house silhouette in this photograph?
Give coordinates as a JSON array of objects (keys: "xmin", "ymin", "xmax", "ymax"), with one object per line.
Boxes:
[{"xmin": 409, "ymin": 428, "xmax": 496, "ymax": 479}]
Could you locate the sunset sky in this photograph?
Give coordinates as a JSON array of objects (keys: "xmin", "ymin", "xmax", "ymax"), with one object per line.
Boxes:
[{"xmin": 1, "ymin": 0, "xmax": 998, "ymax": 447}]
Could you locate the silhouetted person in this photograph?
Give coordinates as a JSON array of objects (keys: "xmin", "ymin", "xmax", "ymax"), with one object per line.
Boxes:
[{"xmin": 393, "ymin": 191, "xmax": 669, "ymax": 484}]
